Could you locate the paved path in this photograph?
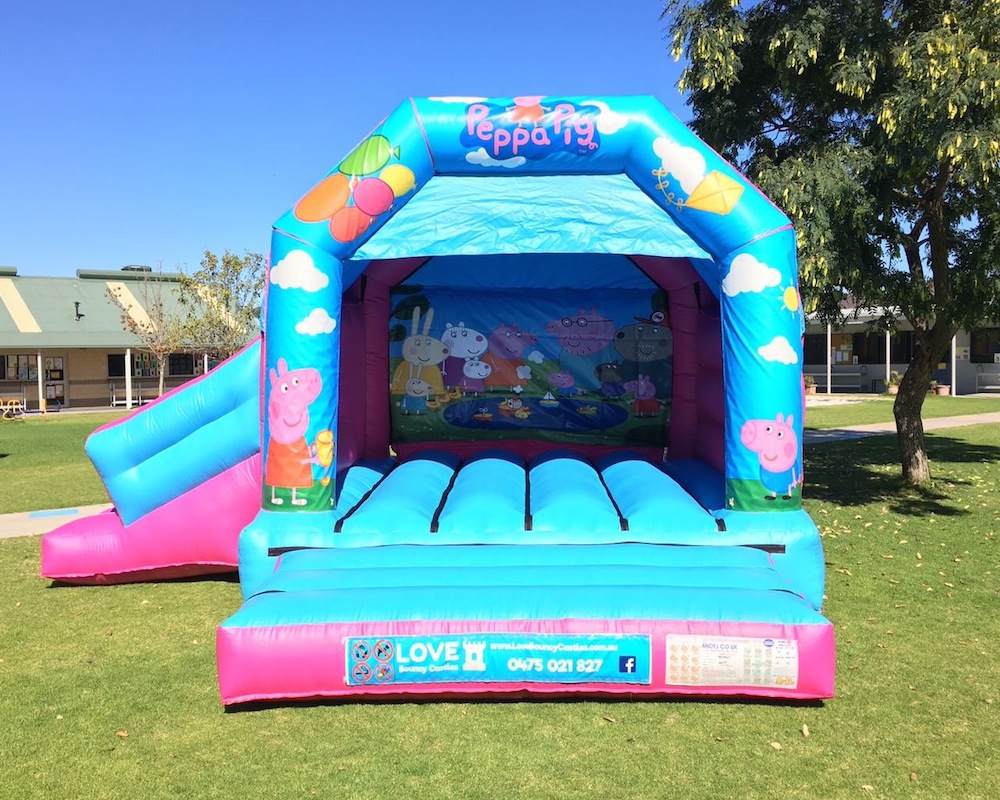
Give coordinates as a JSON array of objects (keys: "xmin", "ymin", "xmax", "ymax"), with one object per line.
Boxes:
[
  {"xmin": 2, "ymin": 413, "xmax": 998, "ymax": 541},
  {"xmin": 0, "ymin": 504, "xmax": 112, "ymax": 540},
  {"xmin": 802, "ymin": 410, "xmax": 1000, "ymax": 444}
]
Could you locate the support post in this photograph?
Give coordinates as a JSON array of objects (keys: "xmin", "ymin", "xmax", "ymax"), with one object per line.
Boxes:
[{"xmin": 125, "ymin": 348, "xmax": 133, "ymax": 410}]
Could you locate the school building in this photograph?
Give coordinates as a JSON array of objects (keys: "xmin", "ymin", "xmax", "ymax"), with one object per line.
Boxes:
[
  {"xmin": 0, "ymin": 265, "xmax": 214, "ymax": 413},
  {"xmin": 804, "ymin": 306, "xmax": 1000, "ymax": 395}
]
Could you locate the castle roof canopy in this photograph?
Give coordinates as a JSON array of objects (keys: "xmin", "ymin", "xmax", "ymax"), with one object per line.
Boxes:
[{"xmin": 352, "ymin": 174, "xmax": 712, "ymax": 264}]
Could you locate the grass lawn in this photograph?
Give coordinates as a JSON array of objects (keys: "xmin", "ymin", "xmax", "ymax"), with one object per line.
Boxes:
[
  {"xmin": 805, "ymin": 394, "xmax": 1000, "ymax": 429},
  {"xmin": 0, "ymin": 411, "xmax": 125, "ymax": 514},
  {"xmin": 1, "ymin": 414, "xmax": 998, "ymax": 797}
]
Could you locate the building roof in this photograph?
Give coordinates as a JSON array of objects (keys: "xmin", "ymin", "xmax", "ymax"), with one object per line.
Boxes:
[{"xmin": 0, "ymin": 266, "xmax": 189, "ymax": 350}]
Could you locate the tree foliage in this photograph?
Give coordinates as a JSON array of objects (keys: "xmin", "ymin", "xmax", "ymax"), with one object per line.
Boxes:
[
  {"xmin": 663, "ymin": 0, "xmax": 1000, "ymax": 483},
  {"xmin": 178, "ymin": 250, "xmax": 265, "ymax": 361}
]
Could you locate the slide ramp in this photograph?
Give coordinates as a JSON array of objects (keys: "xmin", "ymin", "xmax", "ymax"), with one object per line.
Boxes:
[{"xmin": 41, "ymin": 340, "xmax": 262, "ymax": 584}]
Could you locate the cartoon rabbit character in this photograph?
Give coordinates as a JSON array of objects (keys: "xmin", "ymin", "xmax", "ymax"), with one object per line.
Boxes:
[
  {"xmin": 391, "ymin": 306, "xmax": 450, "ymax": 395},
  {"xmin": 265, "ymin": 358, "xmax": 323, "ymax": 506},
  {"xmin": 398, "ymin": 362, "xmax": 434, "ymax": 414}
]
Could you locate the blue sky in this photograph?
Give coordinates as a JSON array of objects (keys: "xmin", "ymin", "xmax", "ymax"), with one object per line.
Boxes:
[{"xmin": 0, "ymin": 1, "xmax": 687, "ymax": 277}]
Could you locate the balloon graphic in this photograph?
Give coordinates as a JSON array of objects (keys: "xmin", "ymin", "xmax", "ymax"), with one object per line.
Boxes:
[
  {"xmin": 352, "ymin": 177, "xmax": 394, "ymax": 217},
  {"xmin": 329, "ymin": 206, "xmax": 372, "ymax": 243},
  {"xmin": 379, "ymin": 163, "xmax": 416, "ymax": 198},
  {"xmin": 340, "ymin": 134, "xmax": 399, "ymax": 177},
  {"xmin": 293, "ymin": 173, "xmax": 351, "ymax": 222}
]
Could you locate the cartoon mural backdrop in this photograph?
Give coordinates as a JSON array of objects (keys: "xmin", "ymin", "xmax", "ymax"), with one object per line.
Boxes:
[{"xmin": 387, "ymin": 279, "xmax": 674, "ymax": 448}]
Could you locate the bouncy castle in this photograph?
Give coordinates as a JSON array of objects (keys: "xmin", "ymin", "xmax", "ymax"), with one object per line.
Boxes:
[{"xmin": 42, "ymin": 96, "xmax": 835, "ymax": 704}]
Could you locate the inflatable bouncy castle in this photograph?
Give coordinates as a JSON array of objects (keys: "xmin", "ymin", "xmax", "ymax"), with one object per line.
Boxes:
[{"xmin": 42, "ymin": 96, "xmax": 834, "ymax": 705}]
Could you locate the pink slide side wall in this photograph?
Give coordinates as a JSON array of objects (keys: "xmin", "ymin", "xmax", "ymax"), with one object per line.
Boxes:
[
  {"xmin": 41, "ymin": 454, "xmax": 261, "ymax": 584},
  {"xmin": 218, "ymin": 617, "xmax": 834, "ymax": 705}
]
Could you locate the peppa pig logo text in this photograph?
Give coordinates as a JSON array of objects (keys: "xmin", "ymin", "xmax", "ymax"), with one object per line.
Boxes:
[{"xmin": 461, "ymin": 99, "xmax": 601, "ymax": 161}]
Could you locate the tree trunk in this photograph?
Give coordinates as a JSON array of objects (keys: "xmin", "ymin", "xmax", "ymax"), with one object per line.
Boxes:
[
  {"xmin": 893, "ymin": 367, "xmax": 931, "ymax": 484},
  {"xmin": 892, "ymin": 319, "xmax": 957, "ymax": 485}
]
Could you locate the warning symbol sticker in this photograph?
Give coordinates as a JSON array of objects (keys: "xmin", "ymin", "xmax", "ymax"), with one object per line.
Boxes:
[
  {"xmin": 351, "ymin": 662, "xmax": 373, "ymax": 683},
  {"xmin": 374, "ymin": 640, "xmax": 394, "ymax": 662},
  {"xmin": 351, "ymin": 641, "xmax": 371, "ymax": 662}
]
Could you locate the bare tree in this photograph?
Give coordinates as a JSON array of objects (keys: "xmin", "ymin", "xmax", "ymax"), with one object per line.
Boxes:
[{"xmin": 105, "ymin": 264, "xmax": 189, "ymax": 397}]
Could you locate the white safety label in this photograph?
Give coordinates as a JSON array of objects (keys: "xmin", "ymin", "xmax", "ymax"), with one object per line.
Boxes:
[{"xmin": 665, "ymin": 635, "xmax": 798, "ymax": 689}]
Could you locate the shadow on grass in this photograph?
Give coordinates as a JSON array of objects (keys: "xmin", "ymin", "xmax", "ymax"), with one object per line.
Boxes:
[
  {"xmin": 804, "ymin": 432, "xmax": 1000, "ymax": 516},
  {"xmin": 46, "ymin": 571, "xmax": 240, "ymax": 589},
  {"xmin": 225, "ymin": 693, "xmax": 825, "ymax": 714}
]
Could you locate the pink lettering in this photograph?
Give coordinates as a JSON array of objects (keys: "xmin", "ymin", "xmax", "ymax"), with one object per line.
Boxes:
[
  {"xmin": 574, "ymin": 118, "xmax": 595, "ymax": 148},
  {"xmin": 476, "ymin": 120, "xmax": 494, "ymax": 141},
  {"xmin": 493, "ymin": 128, "xmax": 511, "ymax": 156},
  {"xmin": 466, "ymin": 104, "xmax": 489, "ymax": 136},
  {"xmin": 531, "ymin": 127, "xmax": 551, "ymax": 146},
  {"xmin": 550, "ymin": 103, "xmax": 576, "ymax": 135},
  {"xmin": 511, "ymin": 126, "xmax": 530, "ymax": 155}
]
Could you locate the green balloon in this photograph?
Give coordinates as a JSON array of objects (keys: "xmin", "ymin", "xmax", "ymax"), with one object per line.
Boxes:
[{"xmin": 339, "ymin": 134, "xmax": 400, "ymax": 177}]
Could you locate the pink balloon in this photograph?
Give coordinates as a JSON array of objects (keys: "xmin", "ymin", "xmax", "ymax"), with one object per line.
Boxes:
[{"xmin": 352, "ymin": 177, "xmax": 394, "ymax": 216}]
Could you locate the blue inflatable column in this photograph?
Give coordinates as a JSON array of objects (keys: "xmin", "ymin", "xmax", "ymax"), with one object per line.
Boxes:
[
  {"xmin": 719, "ymin": 227, "xmax": 805, "ymax": 512},
  {"xmin": 261, "ymin": 231, "xmax": 343, "ymax": 512}
]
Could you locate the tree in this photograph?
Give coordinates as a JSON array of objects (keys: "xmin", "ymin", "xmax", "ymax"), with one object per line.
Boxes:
[
  {"xmin": 178, "ymin": 250, "xmax": 265, "ymax": 361},
  {"xmin": 105, "ymin": 264, "xmax": 189, "ymax": 397},
  {"xmin": 663, "ymin": 0, "xmax": 1000, "ymax": 484}
]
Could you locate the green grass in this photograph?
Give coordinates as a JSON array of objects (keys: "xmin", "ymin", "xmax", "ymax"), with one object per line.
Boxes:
[
  {"xmin": 0, "ymin": 412, "xmax": 126, "ymax": 513},
  {"xmin": 1, "ymin": 417, "xmax": 999, "ymax": 797},
  {"xmin": 805, "ymin": 393, "xmax": 1000, "ymax": 429}
]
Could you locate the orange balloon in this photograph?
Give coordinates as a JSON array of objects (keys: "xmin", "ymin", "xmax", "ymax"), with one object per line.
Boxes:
[
  {"xmin": 329, "ymin": 205, "xmax": 372, "ymax": 243},
  {"xmin": 294, "ymin": 173, "xmax": 351, "ymax": 222}
]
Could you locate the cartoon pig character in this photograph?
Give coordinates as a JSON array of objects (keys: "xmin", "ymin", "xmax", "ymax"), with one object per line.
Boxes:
[
  {"xmin": 441, "ymin": 322, "xmax": 488, "ymax": 388},
  {"xmin": 623, "ymin": 374, "xmax": 659, "ymax": 417},
  {"xmin": 740, "ymin": 413, "xmax": 801, "ymax": 500},
  {"xmin": 483, "ymin": 322, "xmax": 537, "ymax": 391},
  {"xmin": 546, "ymin": 308, "xmax": 617, "ymax": 391},
  {"xmin": 265, "ymin": 358, "xmax": 323, "ymax": 506},
  {"xmin": 548, "ymin": 370, "xmax": 577, "ymax": 397}
]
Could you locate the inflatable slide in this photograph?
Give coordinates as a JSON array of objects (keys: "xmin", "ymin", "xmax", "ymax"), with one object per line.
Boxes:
[{"xmin": 40, "ymin": 340, "xmax": 262, "ymax": 583}]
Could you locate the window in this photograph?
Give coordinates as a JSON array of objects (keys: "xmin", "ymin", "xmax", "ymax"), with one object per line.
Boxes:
[
  {"xmin": 889, "ymin": 331, "xmax": 915, "ymax": 363},
  {"xmin": 802, "ymin": 334, "xmax": 827, "ymax": 364},
  {"xmin": 3, "ymin": 353, "xmax": 38, "ymax": 381},
  {"xmin": 852, "ymin": 332, "xmax": 884, "ymax": 364},
  {"xmin": 107, "ymin": 354, "xmax": 126, "ymax": 378},
  {"xmin": 168, "ymin": 353, "xmax": 195, "ymax": 376},
  {"xmin": 970, "ymin": 328, "xmax": 1000, "ymax": 364}
]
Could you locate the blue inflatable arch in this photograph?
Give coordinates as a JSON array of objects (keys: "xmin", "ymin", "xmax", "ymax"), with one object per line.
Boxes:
[
  {"xmin": 262, "ymin": 95, "xmax": 805, "ymax": 517},
  {"xmin": 216, "ymin": 96, "xmax": 834, "ymax": 706}
]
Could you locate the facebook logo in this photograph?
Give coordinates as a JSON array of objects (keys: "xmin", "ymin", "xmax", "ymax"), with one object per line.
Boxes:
[{"xmin": 618, "ymin": 655, "xmax": 637, "ymax": 674}]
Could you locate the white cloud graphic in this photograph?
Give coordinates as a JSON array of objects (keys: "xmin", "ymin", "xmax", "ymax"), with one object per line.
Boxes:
[
  {"xmin": 526, "ymin": 350, "xmax": 545, "ymax": 364},
  {"xmin": 296, "ymin": 308, "xmax": 337, "ymax": 335},
  {"xmin": 270, "ymin": 250, "xmax": 329, "ymax": 292},
  {"xmin": 583, "ymin": 100, "xmax": 629, "ymax": 134},
  {"xmin": 465, "ymin": 147, "xmax": 526, "ymax": 169},
  {"xmin": 428, "ymin": 96, "xmax": 488, "ymax": 103},
  {"xmin": 652, "ymin": 136, "xmax": 707, "ymax": 194},
  {"xmin": 758, "ymin": 336, "xmax": 799, "ymax": 365},
  {"xmin": 722, "ymin": 253, "xmax": 782, "ymax": 297}
]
